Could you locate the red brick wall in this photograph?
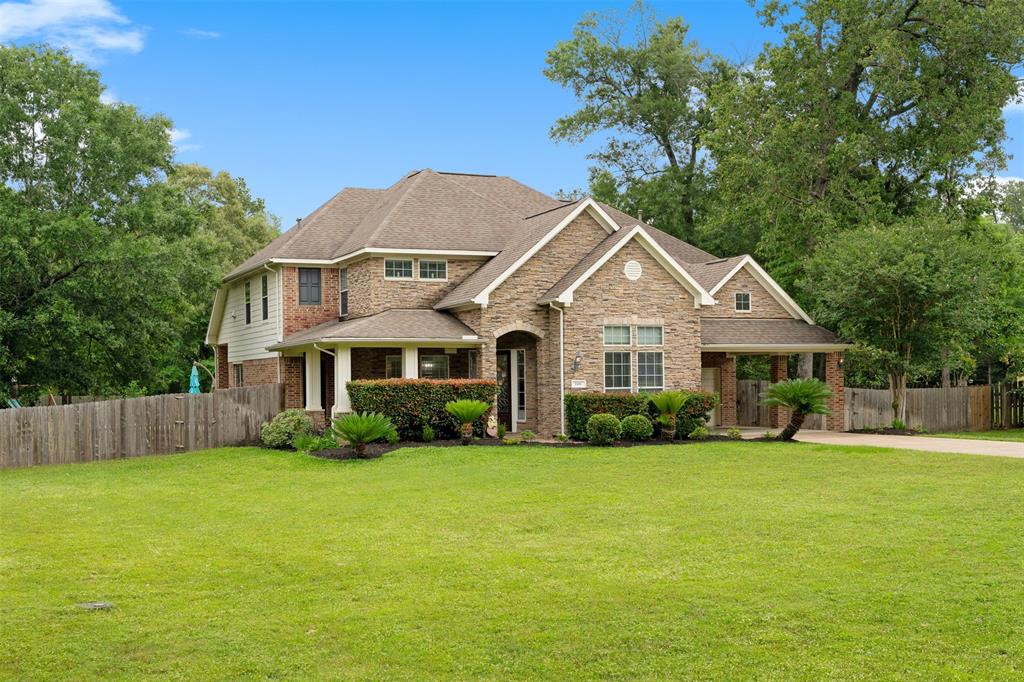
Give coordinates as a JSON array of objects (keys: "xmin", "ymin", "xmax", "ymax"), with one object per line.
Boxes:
[
  {"xmin": 768, "ymin": 354, "xmax": 790, "ymax": 428},
  {"xmin": 241, "ymin": 358, "xmax": 279, "ymax": 387},
  {"xmin": 702, "ymin": 352, "xmax": 737, "ymax": 427},
  {"xmin": 824, "ymin": 351, "xmax": 845, "ymax": 431},
  {"xmin": 282, "ymin": 266, "xmax": 340, "ymax": 336},
  {"xmin": 216, "ymin": 344, "xmax": 229, "ymax": 389},
  {"xmin": 282, "ymin": 356, "xmax": 304, "ymax": 410}
]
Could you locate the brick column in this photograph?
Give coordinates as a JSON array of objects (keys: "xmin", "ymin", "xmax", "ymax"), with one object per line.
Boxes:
[
  {"xmin": 824, "ymin": 351, "xmax": 845, "ymax": 431},
  {"xmin": 215, "ymin": 344, "xmax": 229, "ymax": 389},
  {"xmin": 281, "ymin": 356, "xmax": 304, "ymax": 409},
  {"xmin": 720, "ymin": 355, "xmax": 737, "ymax": 427},
  {"xmin": 768, "ymin": 354, "xmax": 790, "ymax": 428}
]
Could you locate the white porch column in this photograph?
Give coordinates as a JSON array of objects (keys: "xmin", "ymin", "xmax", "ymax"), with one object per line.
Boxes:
[
  {"xmin": 304, "ymin": 350, "xmax": 321, "ymax": 412},
  {"xmin": 334, "ymin": 345, "xmax": 351, "ymax": 416},
  {"xmin": 403, "ymin": 346, "xmax": 419, "ymax": 379}
]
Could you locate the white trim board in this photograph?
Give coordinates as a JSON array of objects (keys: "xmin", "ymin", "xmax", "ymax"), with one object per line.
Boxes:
[
  {"xmin": 554, "ymin": 225, "xmax": 715, "ymax": 308},
  {"xmin": 708, "ymin": 255, "xmax": 814, "ymax": 324},
  {"xmin": 472, "ymin": 198, "xmax": 619, "ymax": 307}
]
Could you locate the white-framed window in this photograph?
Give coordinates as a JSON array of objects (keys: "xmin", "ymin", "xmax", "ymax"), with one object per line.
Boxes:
[
  {"xmin": 515, "ymin": 349, "xmax": 526, "ymax": 421},
  {"xmin": 261, "ymin": 274, "xmax": 269, "ymax": 320},
  {"xmin": 419, "ymin": 354, "xmax": 450, "ymax": 379},
  {"xmin": 339, "ymin": 267, "xmax": 349, "ymax": 316},
  {"xmin": 603, "ymin": 325, "xmax": 630, "ymax": 346},
  {"xmin": 637, "ymin": 325, "xmax": 663, "ymax": 346},
  {"xmin": 468, "ymin": 350, "xmax": 478, "ymax": 379},
  {"xmin": 604, "ymin": 351, "xmax": 631, "ymax": 391},
  {"xmin": 637, "ymin": 351, "xmax": 664, "ymax": 392},
  {"xmin": 735, "ymin": 292, "xmax": 751, "ymax": 312},
  {"xmin": 384, "ymin": 259, "xmax": 414, "ymax": 279},
  {"xmin": 385, "ymin": 354, "xmax": 402, "ymax": 379},
  {"xmin": 419, "ymin": 259, "xmax": 447, "ymax": 280},
  {"xmin": 243, "ymin": 281, "xmax": 252, "ymax": 325}
]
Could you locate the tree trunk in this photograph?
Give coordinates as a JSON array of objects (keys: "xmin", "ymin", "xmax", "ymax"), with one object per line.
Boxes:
[
  {"xmin": 797, "ymin": 353, "xmax": 814, "ymax": 379},
  {"xmin": 889, "ymin": 372, "xmax": 907, "ymax": 423},
  {"xmin": 780, "ymin": 410, "xmax": 806, "ymax": 441},
  {"xmin": 354, "ymin": 442, "xmax": 367, "ymax": 458},
  {"xmin": 663, "ymin": 415, "xmax": 677, "ymax": 441},
  {"xmin": 461, "ymin": 422, "xmax": 473, "ymax": 445},
  {"xmin": 941, "ymin": 349, "xmax": 951, "ymax": 388}
]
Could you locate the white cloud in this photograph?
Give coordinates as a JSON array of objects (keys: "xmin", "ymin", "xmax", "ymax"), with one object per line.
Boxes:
[
  {"xmin": 182, "ymin": 28, "xmax": 219, "ymax": 39},
  {"xmin": 0, "ymin": 0, "xmax": 143, "ymax": 61},
  {"xmin": 994, "ymin": 175, "xmax": 1024, "ymax": 185},
  {"xmin": 99, "ymin": 89, "xmax": 118, "ymax": 104},
  {"xmin": 1005, "ymin": 82, "xmax": 1024, "ymax": 116},
  {"xmin": 169, "ymin": 127, "xmax": 200, "ymax": 153}
]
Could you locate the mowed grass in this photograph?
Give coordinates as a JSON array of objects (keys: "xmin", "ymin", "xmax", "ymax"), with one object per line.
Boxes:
[
  {"xmin": 930, "ymin": 428, "xmax": 1024, "ymax": 443},
  {"xmin": 2, "ymin": 444, "xmax": 1024, "ymax": 680}
]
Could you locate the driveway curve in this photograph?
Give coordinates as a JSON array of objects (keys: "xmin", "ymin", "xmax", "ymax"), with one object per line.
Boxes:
[{"xmin": 793, "ymin": 430, "xmax": 1024, "ymax": 459}]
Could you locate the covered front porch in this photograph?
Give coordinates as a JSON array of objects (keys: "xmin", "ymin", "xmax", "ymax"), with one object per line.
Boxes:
[{"xmin": 700, "ymin": 318, "xmax": 851, "ymax": 432}]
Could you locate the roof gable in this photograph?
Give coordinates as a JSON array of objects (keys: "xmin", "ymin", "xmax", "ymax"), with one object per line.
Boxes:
[{"xmin": 708, "ymin": 256, "xmax": 814, "ymax": 323}]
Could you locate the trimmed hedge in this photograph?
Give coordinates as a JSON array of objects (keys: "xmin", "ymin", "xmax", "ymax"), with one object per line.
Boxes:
[
  {"xmin": 586, "ymin": 413, "xmax": 622, "ymax": 445},
  {"xmin": 564, "ymin": 390, "xmax": 720, "ymax": 441},
  {"xmin": 347, "ymin": 379, "xmax": 498, "ymax": 441},
  {"xmin": 564, "ymin": 392, "xmax": 650, "ymax": 440}
]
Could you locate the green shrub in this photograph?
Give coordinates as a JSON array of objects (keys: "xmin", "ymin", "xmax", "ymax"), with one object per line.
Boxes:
[
  {"xmin": 519, "ymin": 429, "xmax": 536, "ymax": 442},
  {"xmin": 891, "ymin": 419, "xmax": 907, "ymax": 430},
  {"xmin": 669, "ymin": 391, "xmax": 720, "ymax": 438},
  {"xmin": 726, "ymin": 427, "xmax": 743, "ymax": 440},
  {"xmin": 385, "ymin": 429, "xmax": 400, "ymax": 444},
  {"xmin": 760, "ymin": 378, "xmax": 832, "ymax": 440},
  {"xmin": 330, "ymin": 412, "xmax": 396, "ymax": 457},
  {"xmin": 445, "ymin": 399, "xmax": 492, "ymax": 444},
  {"xmin": 496, "ymin": 423, "xmax": 507, "ymax": 439},
  {"xmin": 688, "ymin": 425, "xmax": 710, "ymax": 440},
  {"xmin": 553, "ymin": 432, "xmax": 569, "ymax": 442},
  {"xmin": 261, "ymin": 409, "xmax": 313, "ymax": 448},
  {"xmin": 292, "ymin": 433, "xmax": 337, "ymax": 452},
  {"xmin": 649, "ymin": 391, "xmax": 687, "ymax": 439},
  {"xmin": 421, "ymin": 424, "xmax": 435, "ymax": 442},
  {"xmin": 587, "ymin": 413, "xmax": 622, "ymax": 446},
  {"xmin": 564, "ymin": 392, "xmax": 649, "ymax": 440},
  {"xmin": 763, "ymin": 430, "xmax": 777, "ymax": 439},
  {"xmin": 348, "ymin": 379, "xmax": 498, "ymax": 440},
  {"xmin": 620, "ymin": 414, "xmax": 654, "ymax": 441}
]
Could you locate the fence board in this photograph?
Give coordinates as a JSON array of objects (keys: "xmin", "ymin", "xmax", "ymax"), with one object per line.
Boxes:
[
  {"xmin": 0, "ymin": 384, "xmax": 283, "ymax": 469},
  {"xmin": 846, "ymin": 385, "xmax": 991, "ymax": 432}
]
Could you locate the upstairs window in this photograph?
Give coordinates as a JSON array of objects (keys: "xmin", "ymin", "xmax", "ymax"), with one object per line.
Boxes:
[
  {"xmin": 637, "ymin": 325, "xmax": 663, "ymax": 346},
  {"xmin": 603, "ymin": 325, "xmax": 630, "ymax": 346},
  {"xmin": 339, "ymin": 267, "xmax": 349, "ymax": 316},
  {"xmin": 735, "ymin": 292, "xmax": 751, "ymax": 312},
  {"xmin": 244, "ymin": 281, "xmax": 251, "ymax": 324},
  {"xmin": 298, "ymin": 268, "xmax": 321, "ymax": 305},
  {"xmin": 261, "ymin": 274, "xmax": 269, "ymax": 320},
  {"xmin": 385, "ymin": 259, "xmax": 413, "ymax": 279},
  {"xmin": 419, "ymin": 259, "xmax": 447, "ymax": 280}
]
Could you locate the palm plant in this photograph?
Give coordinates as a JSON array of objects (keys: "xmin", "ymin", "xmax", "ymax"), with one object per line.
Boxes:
[
  {"xmin": 759, "ymin": 378, "xmax": 833, "ymax": 441},
  {"xmin": 649, "ymin": 390, "xmax": 687, "ymax": 440},
  {"xmin": 444, "ymin": 399, "xmax": 491, "ymax": 444},
  {"xmin": 330, "ymin": 412, "xmax": 396, "ymax": 457}
]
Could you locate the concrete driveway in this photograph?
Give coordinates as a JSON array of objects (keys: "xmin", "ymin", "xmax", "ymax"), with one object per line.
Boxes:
[{"xmin": 727, "ymin": 427, "xmax": 1024, "ymax": 458}]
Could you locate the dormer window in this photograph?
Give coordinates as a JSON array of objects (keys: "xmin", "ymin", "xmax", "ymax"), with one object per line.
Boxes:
[
  {"xmin": 384, "ymin": 259, "xmax": 413, "ymax": 279},
  {"xmin": 735, "ymin": 292, "xmax": 751, "ymax": 312}
]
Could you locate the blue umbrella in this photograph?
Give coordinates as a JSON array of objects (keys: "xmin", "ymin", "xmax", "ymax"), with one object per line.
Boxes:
[{"xmin": 188, "ymin": 365, "xmax": 202, "ymax": 394}]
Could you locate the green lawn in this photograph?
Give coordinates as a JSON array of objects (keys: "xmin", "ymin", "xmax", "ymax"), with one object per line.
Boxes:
[
  {"xmin": 930, "ymin": 428, "xmax": 1024, "ymax": 442},
  {"xmin": 2, "ymin": 444, "xmax": 1023, "ymax": 680}
]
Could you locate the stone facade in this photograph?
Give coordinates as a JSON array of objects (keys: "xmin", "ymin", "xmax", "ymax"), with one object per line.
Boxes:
[
  {"xmin": 701, "ymin": 268, "xmax": 791, "ymax": 319},
  {"xmin": 282, "ymin": 266, "xmax": 340, "ymax": 337},
  {"xmin": 564, "ymin": 239, "xmax": 702, "ymax": 396},
  {"xmin": 347, "ymin": 257, "xmax": 485, "ymax": 318}
]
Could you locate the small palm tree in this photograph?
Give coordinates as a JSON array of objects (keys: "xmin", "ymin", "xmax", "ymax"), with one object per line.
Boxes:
[
  {"xmin": 760, "ymin": 378, "xmax": 833, "ymax": 441},
  {"xmin": 445, "ymin": 399, "xmax": 491, "ymax": 444},
  {"xmin": 649, "ymin": 390, "xmax": 687, "ymax": 440},
  {"xmin": 331, "ymin": 412, "xmax": 396, "ymax": 457}
]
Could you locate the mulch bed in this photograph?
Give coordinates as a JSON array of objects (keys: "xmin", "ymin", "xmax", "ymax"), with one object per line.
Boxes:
[{"xmin": 309, "ymin": 435, "xmax": 755, "ymax": 460}]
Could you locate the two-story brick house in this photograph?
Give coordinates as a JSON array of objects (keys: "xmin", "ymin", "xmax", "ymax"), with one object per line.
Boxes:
[{"xmin": 207, "ymin": 169, "xmax": 849, "ymax": 436}]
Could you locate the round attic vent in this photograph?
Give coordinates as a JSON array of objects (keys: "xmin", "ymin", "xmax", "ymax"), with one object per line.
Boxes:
[{"xmin": 624, "ymin": 260, "xmax": 643, "ymax": 281}]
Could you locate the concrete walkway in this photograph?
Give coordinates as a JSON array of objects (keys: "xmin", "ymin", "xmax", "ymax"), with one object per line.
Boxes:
[{"xmin": 729, "ymin": 427, "xmax": 1024, "ymax": 459}]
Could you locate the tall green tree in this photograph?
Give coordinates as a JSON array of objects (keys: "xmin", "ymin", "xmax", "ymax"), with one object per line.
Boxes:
[
  {"xmin": 804, "ymin": 215, "xmax": 1013, "ymax": 420},
  {"xmin": 703, "ymin": 0, "xmax": 1024, "ymax": 286},
  {"xmin": 543, "ymin": 2, "xmax": 733, "ymax": 241}
]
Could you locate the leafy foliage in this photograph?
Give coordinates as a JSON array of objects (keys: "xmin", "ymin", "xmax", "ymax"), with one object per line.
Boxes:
[
  {"xmin": 564, "ymin": 392, "xmax": 650, "ymax": 440},
  {"xmin": 687, "ymin": 426, "xmax": 710, "ymax": 440},
  {"xmin": 348, "ymin": 379, "xmax": 498, "ymax": 441},
  {"xmin": 445, "ymin": 399, "xmax": 493, "ymax": 444},
  {"xmin": 760, "ymin": 379, "xmax": 833, "ymax": 441},
  {"xmin": 726, "ymin": 427, "xmax": 743, "ymax": 440},
  {"xmin": 586, "ymin": 413, "xmax": 622, "ymax": 446},
  {"xmin": 260, "ymin": 409, "xmax": 313, "ymax": 449},
  {"xmin": 620, "ymin": 414, "xmax": 654, "ymax": 441},
  {"xmin": 330, "ymin": 412, "xmax": 396, "ymax": 457},
  {"xmin": 292, "ymin": 433, "xmax": 337, "ymax": 453}
]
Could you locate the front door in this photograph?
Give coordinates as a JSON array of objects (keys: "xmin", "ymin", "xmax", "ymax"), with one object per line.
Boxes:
[
  {"xmin": 496, "ymin": 351, "xmax": 512, "ymax": 431},
  {"xmin": 701, "ymin": 367, "xmax": 721, "ymax": 427}
]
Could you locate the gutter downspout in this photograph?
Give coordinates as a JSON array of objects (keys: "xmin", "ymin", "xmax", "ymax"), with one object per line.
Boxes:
[
  {"xmin": 264, "ymin": 263, "xmax": 282, "ymax": 383},
  {"xmin": 548, "ymin": 302, "xmax": 565, "ymax": 436},
  {"xmin": 313, "ymin": 343, "xmax": 335, "ymax": 357}
]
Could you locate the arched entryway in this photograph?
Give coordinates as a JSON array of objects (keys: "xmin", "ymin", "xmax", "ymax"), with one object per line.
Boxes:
[{"xmin": 495, "ymin": 330, "xmax": 540, "ymax": 433}]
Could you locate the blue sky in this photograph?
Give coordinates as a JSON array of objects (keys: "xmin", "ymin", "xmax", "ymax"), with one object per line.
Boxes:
[{"xmin": 2, "ymin": 0, "xmax": 1022, "ymax": 225}]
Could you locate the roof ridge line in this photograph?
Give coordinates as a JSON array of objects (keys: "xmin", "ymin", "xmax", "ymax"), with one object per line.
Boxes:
[
  {"xmin": 522, "ymin": 199, "xmax": 582, "ymax": 220},
  {"xmin": 438, "ymin": 172, "xmax": 531, "ymax": 220}
]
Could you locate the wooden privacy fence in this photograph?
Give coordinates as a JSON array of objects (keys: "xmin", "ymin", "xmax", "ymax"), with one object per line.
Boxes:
[{"xmin": 0, "ymin": 384, "xmax": 284, "ymax": 469}]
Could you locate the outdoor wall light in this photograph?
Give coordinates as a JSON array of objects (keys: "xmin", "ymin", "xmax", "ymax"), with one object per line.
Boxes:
[
  {"xmin": 571, "ymin": 352, "xmax": 583, "ymax": 372},
  {"xmin": 837, "ymin": 358, "xmax": 845, "ymax": 371}
]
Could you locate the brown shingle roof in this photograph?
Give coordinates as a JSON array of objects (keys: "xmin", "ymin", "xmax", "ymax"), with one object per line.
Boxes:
[
  {"xmin": 685, "ymin": 256, "xmax": 746, "ymax": 292},
  {"xmin": 268, "ymin": 309, "xmax": 481, "ymax": 350},
  {"xmin": 700, "ymin": 319, "xmax": 845, "ymax": 347}
]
